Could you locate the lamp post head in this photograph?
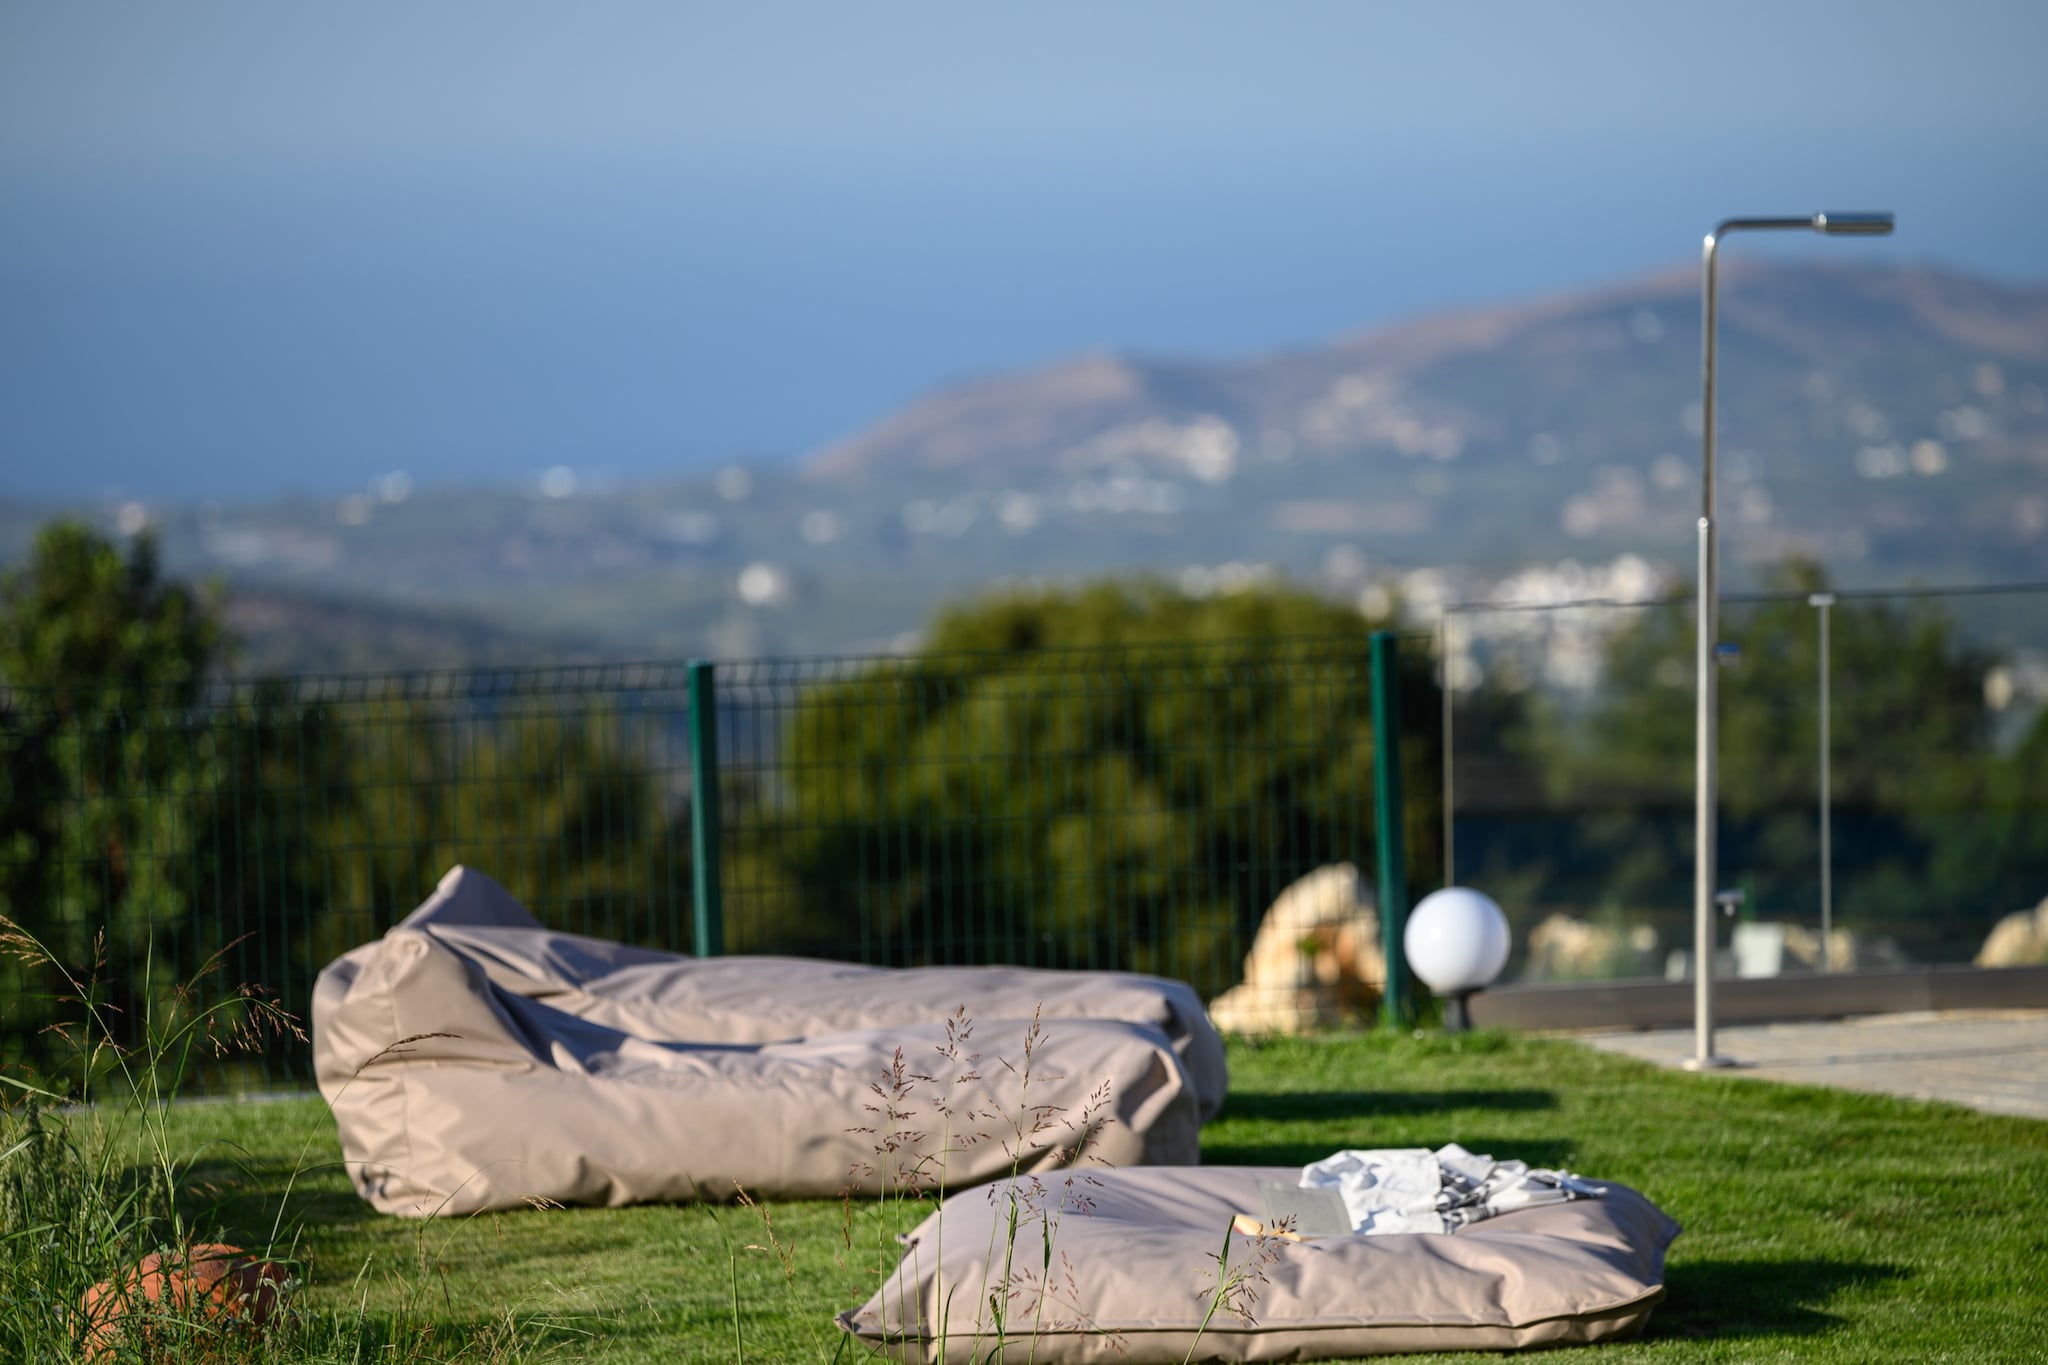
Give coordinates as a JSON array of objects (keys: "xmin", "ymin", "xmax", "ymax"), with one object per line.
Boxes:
[{"xmin": 1813, "ymin": 212, "xmax": 1895, "ymax": 236}]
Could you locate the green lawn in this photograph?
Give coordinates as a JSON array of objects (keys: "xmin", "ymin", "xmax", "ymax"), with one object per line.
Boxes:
[{"xmin": 149, "ymin": 1030, "xmax": 2048, "ymax": 1362}]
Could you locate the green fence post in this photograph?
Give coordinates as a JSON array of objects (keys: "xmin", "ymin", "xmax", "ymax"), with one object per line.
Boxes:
[
  {"xmin": 686, "ymin": 660, "xmax": 725, "ymax": 957},
  {"xmin": 1371, "ymin": 631, "xmax": 1409, "ymax": 1029}
]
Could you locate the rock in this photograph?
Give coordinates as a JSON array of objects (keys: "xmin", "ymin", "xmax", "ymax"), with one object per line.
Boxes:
[
  {"xmin": 1672, "ymin": 923, "xmax": 1906, "ymax": 978},
  {"xmin": 1737, "ymin": 922, "xmax": 1876, "ymax": 977},
  {"xmin": 1523, "ymin": 913, "xmax": 1668, "ymax": 980},
  {"xmin": 1777, "ymin": 925, "xmax": 1859, "ymax": 972},
  {"xmin": 81, "ymin": 1242, "xmax": 289, "ymax": 1360},
  {"xmin": 1977, "ymin": 897, "xmax": 2048, "ymax": 967},
  {"xmin": 1207, "ymin": 864, "xmax": 1383, "ymax": 1034}
]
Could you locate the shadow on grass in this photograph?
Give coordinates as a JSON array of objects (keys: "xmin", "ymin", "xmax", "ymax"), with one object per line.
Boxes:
[
  {"xmin": 1204, "ymin": 1089, "xmax": 1574, "ymax": 1168},
  {"xmin": 1654, "ymin": 1257, "xmax": 1908, "ymax": 1341},
  {"xmin": 168, "ymin": 1153, "xmax": 383, "ymax": 1242},
  {"xmin": 1203, "ymin": 1133, "xmax": 1579, "ymax": 1168},
  {"xmin": 1217, "ymin": 1088, "xmax": 1558, "ymax": 1123}
]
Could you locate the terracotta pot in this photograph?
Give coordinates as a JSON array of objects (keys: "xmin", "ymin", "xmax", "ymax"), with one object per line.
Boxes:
[{"xmin": 80, "ymin": 1243, "xmax": 289, "ymax": 1360}]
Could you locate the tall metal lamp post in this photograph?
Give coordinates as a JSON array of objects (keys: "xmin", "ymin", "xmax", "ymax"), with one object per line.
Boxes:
[{"xmin": 1690, "ymin": 211, "xmax": 1893, "ymax": 1071}]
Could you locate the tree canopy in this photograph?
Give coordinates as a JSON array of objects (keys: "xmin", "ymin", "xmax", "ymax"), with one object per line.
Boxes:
[
  {"xmin": 750, "ymin": 580, "xmax": 1443, "ymax": 998},
  {"xmin": 1454, "ymin": 560, "xmax": 2040, "ymax": 962},
  {"xmin": 0, "ymin": 522, "xmax": 682, "ymax": 1086},
  {"xmin": 0, "ymin": 520, "xmax": 222, "ymax": 711}
]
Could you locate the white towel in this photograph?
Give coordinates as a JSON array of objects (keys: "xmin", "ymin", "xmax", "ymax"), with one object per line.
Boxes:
[{"xmin": 1300, "ymin": 1143, "xmax": 1607, "ymax": 1236}]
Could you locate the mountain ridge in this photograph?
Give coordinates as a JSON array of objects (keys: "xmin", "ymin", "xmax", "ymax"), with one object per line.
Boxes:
[{"xmin": 802, "ymin": 260, "xmax": 2048, "ymax": 484}]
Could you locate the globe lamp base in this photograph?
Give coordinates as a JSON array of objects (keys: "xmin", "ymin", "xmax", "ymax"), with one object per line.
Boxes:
[{"xmin": 1443, "ymin": 991, "xmax": 1476, "ymax": 1033}]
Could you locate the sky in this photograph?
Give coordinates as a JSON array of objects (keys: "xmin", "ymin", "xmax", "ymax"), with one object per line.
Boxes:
[{"xmin": 3, "ymin": 1, "xmax": 2046, "ymax": 500}]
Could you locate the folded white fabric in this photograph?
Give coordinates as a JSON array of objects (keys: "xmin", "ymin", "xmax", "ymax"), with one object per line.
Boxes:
[{"xmin": 1300, "ymin": 1143, "xmax": 1608, "ymax": 1236}]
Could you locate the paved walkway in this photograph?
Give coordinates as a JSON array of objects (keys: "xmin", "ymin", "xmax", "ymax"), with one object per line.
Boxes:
[{"xmin": 1575, "ymin": 1010, "xmax": 2048, "ymax": 1120}]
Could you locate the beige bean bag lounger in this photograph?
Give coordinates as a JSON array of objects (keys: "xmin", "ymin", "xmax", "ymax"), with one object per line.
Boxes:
[
  {"xmin": 314, "ymin": 867, "xmax": 1213, "ymax": 1216},
  {"xmin": 839, "ymin": 1165, "xmax": 1681, "ymax": 1362}
]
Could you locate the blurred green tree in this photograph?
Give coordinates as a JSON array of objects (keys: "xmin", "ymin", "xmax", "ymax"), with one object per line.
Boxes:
[
  {"xmin": 1, "ymin": 520, "xmax": 685, "ymax": 1085},
  {"xmin": 0, "ymin": 521, "xmax": 227, "ymax": 1072},
  {"xmin": 762, "ymin": 580, "xmax": 1447, "ymax": 998},
  {"xmin": 1514, "ymin": 560, "xmax": 2007, "ymax": 959},
  {"xmin": 0, "ymin": 520, "xmax": 221, "ymax": 715}
]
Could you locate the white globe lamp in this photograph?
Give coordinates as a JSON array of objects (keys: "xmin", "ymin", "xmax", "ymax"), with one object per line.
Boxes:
[{"xmin": 1404, "ymin": 887, "xmax": 1512, "ymax": 1032}]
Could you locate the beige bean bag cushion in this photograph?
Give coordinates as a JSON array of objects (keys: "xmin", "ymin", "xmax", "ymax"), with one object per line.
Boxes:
[
  {"xmin": 314, "ymin": 867, "xmax": 1213, "ymax": 1215},
  {"xmin": 839, "ymin": 1165, "xmax": 1681, "ymax": 1362}
]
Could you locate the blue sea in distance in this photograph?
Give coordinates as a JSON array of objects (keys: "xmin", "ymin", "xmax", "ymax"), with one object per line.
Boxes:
[{"xmin": 0, "ymin": 132, "xmax": 2038, "ymax": 502}]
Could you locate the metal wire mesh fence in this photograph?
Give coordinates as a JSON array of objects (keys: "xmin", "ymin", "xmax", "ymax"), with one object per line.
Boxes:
[
  {"xmin": 12, "ymin": 573, "xmax": 2031, "ymax": 1096},
  {"xmin": 12, "ymin": 574, "xmax": 2039, "ymax": 1091},
  {"xmin": 706, "ymin": 636, "xmax": 1438, "ymax": 985},
  {"xmin": 1444, "ymin": 582, "xmax": 2048, "ymax": 984},
  {"xmin": 2, "ymin": 636, "xmax": 1441, "ymax": 1091},
  {"xmin": 0, "ymin": 664, "xmax": 698, "ymax": 1090}
]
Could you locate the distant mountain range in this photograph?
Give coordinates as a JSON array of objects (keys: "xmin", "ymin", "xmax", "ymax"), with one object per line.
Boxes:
[
  {"xmin": 810, "ymin": 260, "xmax": 2048, "ymax": 484},
  {"xmin": 4, "ymin": 260, "xmax": 2045, "ymax": 672},
  {"xmin": 803, "ymin": 259, "xmax": 2048, "ymax": 578}
]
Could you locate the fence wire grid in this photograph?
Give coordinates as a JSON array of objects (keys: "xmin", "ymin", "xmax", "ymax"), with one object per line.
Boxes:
[
  {"xmin": 10, "ymin": 577, "xmax": 2042, "ymax": 1094},
  {"xmin": 1444, "ymin": 582, "xmax": 2048, "ymax": 984},
  {"xmin": 2, "ymin": 635, "xmax": 1440, "ymax": 1090}
]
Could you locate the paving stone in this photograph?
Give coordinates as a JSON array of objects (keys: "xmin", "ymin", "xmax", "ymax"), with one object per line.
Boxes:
[{"xmin": 1574, "ymin": 1010, "xmax": 2048, "ymax": 1120}]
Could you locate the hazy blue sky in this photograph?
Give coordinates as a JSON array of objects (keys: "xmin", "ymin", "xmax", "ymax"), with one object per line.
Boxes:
[{"xmin": 4, "ymin": 1, "xmax": 2045, "ymax": 499}]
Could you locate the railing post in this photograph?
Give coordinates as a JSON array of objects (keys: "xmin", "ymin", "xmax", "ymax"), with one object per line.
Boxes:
[
  {"xmin": 1371, "ymin": 631, "xmax": 1410, "ymax": 1028},
  {"xmin": 1811, "ymin": 592, "xmax": 1835, "ymax": 972},
  {"xmin": 686, "ymin": 660, "xmax": 724, "ymax": 957}
]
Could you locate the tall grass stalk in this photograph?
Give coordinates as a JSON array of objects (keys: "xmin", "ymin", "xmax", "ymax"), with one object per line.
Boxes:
[
  {"xmin": 1180, "ymin": 1215, "xmax": 1288, "ymax": 1365},
  {"xmin": 0, "ymin": 913, "xmax": 578, "ymax": 1363},
  {"xmin": 1, "ymin": 915, "xmax": 301, "ymax": 1362},
  {"xmin": 839, "ymin": 1005, "xmax": 1130, "ymax": 1363},
  {"xmin": 691, "ymin": 1198, "xmax": 745, "ymax": 1364}
]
